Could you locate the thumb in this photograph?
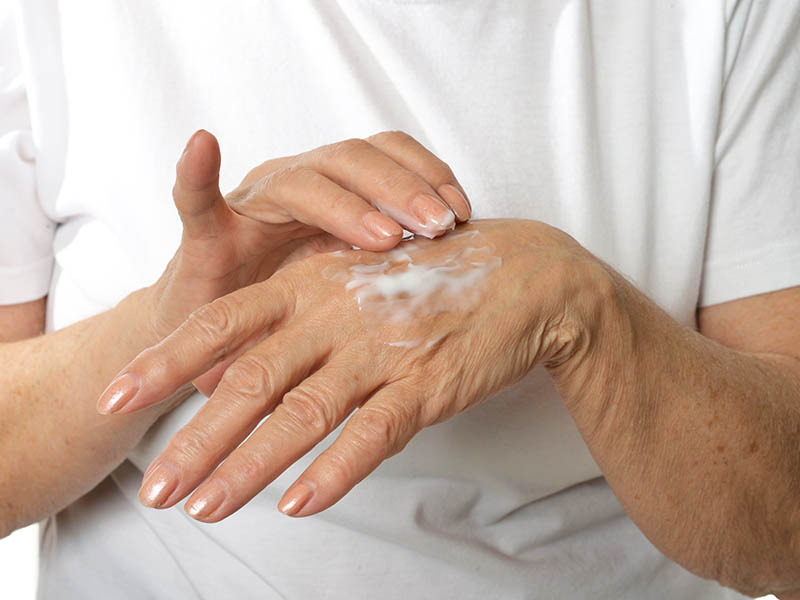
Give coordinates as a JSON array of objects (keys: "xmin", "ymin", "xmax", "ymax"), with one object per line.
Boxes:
[{"xmin": 173, "ymin": 129, "xmax": 229, "ymax": 239}]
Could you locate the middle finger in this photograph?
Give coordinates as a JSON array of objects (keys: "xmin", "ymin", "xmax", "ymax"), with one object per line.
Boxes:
[
  {"xmin": 137, "ymin": 324, "xmax": 331, "ymax": 509},
  {"xmin": 183, "ymin": 349, "xmax": 378, "ymax": 521},
  {"xmin": 300, "ymin": 138, "xmax": 456, "ymax": 239}
]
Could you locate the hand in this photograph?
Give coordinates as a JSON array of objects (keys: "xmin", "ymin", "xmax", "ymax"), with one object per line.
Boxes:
[
  {"xmin": 102, "ymin": 219, "xmax": 596, "ymax": 521},
  {"xmin": 145, "ymin": 128, "xmax": 470, "ymax": 360}
]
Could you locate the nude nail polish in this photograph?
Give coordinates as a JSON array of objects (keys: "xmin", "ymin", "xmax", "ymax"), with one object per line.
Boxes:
[
  {"xmin": 411, "ymin": 194, "xmax": 455, "ymax": 236},
  {"xmin": 139, "ymin": 464, "xmax": 178, "ymax": 508},
  {"xmin": 278, "ymin": 481, "xmax": 314, "ymax": 517},
  {"xmin": 437, "ymin": 184, "xmax": 471, "ymax": 222},
  {"xmin": 97, "ymin": 372, "xmax": 140, "ymax": 414},
  {"xmin": 363, "ymin": 211, "xmax": 402, "ymax": 240},
  {"xmin": 142, "ymin": 459, "xmax": 160, "ymax": 482},
  {"xmin": 186, "ymin": 479, "xmax": 227, "ymax": 519}
]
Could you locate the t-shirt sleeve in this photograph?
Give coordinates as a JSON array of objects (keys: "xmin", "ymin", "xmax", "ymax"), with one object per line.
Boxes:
[
  {"xmin": 699, "ymin": 0, "xmax": 800, "ymax": 307},
  {"xmin": 0, "ymin": 1, "xmax": 55, "ymax": 305}
]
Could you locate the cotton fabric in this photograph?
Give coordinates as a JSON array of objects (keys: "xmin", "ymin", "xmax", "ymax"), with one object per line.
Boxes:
[{"xmin": 2, "ymin": 1, "xmax": 799, "ymax": 598}]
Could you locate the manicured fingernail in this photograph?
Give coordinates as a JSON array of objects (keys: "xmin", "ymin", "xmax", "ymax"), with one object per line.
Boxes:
[
  {"xmin": 97, "ymin": 372, "xmax": 140, "ymax": 414},
  {"xmin": 437, "ymin": 184, "xmax": 470, "ymax": 222},
  {"xmin": 139, "ymin": 464, "xmax": 179, "ymax": 508},
  {"xmin": 278, "ymin": 481, "xmax": 314, "ymax": 517},
  {"xmin": 186, "ymin": 479, "xmax": 227, "ymax": 519},
  {"xmin": 461, "ymin": 187, "xmax": 472, "ymax": 212},
  {"xmin": 142, "ymin": 459, "xmax": 160, "ymax": 482},
  {"xmin": 362, "ymin": 211, "xmax": 402, "ymax": 240},
  {"xmin": 411, "ymin": 194, "xmax": 455, "ymax": 234}
]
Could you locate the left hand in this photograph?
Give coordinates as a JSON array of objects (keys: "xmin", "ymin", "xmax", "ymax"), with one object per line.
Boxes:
[
  {"xmin": 148, "ymin": 129, "xmax": 467, "ymax": 345},
  {"xmin": 101, "ymin": 219, "xmax": 603, "ymax": 521}
]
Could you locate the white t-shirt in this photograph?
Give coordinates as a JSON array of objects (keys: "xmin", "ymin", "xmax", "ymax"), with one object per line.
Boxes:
[{"xmin": 2, "ymin": 1, "xmax": 799, "ymax": 598}]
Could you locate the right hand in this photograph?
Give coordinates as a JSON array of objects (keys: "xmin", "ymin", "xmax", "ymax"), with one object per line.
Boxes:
[{"xmin": 149, "ymin": 129, "xmax": 471, "ymax": 351}]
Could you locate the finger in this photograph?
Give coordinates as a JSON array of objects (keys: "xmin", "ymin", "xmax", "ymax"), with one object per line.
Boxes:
[
  {"xmin": 181, "ymin": 353, "xmax": 378, "ymax": 522},
  {"xmin": 367, "ymin": 131, "xmax": 471, "ymax": 222},
  {"xmin": 138, "ymin": 325, "xmax": 330, "ymax": 509},
  {"xmin": 96, "ymin": 282, "xmax": 290, "ymax": 415},
  {"xmin": 277, "ymin": 232, "xmax": 352, "ymax": 267},
  {"xmin": 277, "ymin": 383, "xmax": 422, "ymax": 517},
  {"xmin": 300, "ymin": 138, "xmax": 456, "ymax": 239},
  {"xmin": 227, "ymin": 166, "xmax": 404, "ymax": 252},
  {"xmin": 173, "ymin": 130, "xmax": 232, "ymax": 240},
  {"xmin": 192, "ymin": 354, "xmax": 238, "ymax": 397},
  {"xmin": 182, "ymin": 235, "xmax": 351, "ymax": 397}
]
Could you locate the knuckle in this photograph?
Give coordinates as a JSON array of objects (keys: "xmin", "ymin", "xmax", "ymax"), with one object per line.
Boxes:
[
  {"xmin": 218, "ymin": 355, "xmax": 276, "ymax": 410},
  {"xmin": 169, "ymin": 425, "xmax": 215, "ymax": 463},
  {"xmin": 326, "ymin": 189, "xmax": 359, "ymax": 214},
  {"xmin": 320, "ymin": 447, "xmax": 358, "ymax": 482},
  {"xmin": 325, "ymin": 138, "xmax": 371, "ymax": 162},
  {"xmin": 263, "ymin": 165, "xmax": 313, "ymax": 191},
  {"xmin": 278, "ymin": 386, "xmax": 337, "ymax": 436},
  {"xmin": 368, "ymin": 130, "xmax": 413, "ymax": 146},
  {"xmin": 374, "ymin": 170, "xmax": 423, "ymax": 194},
  {"xmin": 349, "ymin": 405, "xmax": 400, "ymax": 452},
  {"xmin": 228, "ymin": 448, "xmax": 272, "ymax": 483},
  {"xmin": 188, "ymin": 298, "xmax": 237, "ymax": 342}
]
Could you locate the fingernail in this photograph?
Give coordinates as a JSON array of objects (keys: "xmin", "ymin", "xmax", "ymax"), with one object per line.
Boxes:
[
  {"xmin": 278, "ymin": 481, "xmax": 314, "ymax": 517},
  {"xmin": 97, "ymin": 372, "xmax": 140, "ymax": 414},
  {"xmin": 179, "ymin": 130, "xmax": 201, "ymax": 164},
  {"xmin": 142, "ymin": 459, "xmax": 160, "ymax": 482},
  {"xmin": 187, "ymin": 129, "xmax": 206, "ymax": 150},
  {"xmin": 411, "ymin": 194, "xmax": 455, "ymax": 235},
  {"xmin": 461, "ymin": 187, "xmax": 472, "ymax": 212},
  {"xmin": 139, "ymin": 464, "xmax": 179, "ymax": 508},
  {"xmin": 362, "ymin": 211, "xmax": 402, "ymax": 240},
  {"xmin": 186, "ymin": 479, "xmax": 228, "ymax": 519},
  {"xmin": 437, "ymin": 184, "xmax": 470, "ymax": 222}
]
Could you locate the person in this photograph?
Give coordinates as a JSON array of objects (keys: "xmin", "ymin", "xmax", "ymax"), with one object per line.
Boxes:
[{"xmin": 1, "ymin": 1, "xmax": 799, "ymax": 598}]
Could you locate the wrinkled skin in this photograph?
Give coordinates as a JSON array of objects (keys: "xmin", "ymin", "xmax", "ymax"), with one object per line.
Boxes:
[
  {"xmin": 106, "ymin": 219, "xmax": 602, "ymax": 521},
  {"xmin": 150, "ymin": 129, "xmax": 467, "ymax": 340}
]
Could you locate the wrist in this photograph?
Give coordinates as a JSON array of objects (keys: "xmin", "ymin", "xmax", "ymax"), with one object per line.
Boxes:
[
  {"xmin": 541, "ymin": 254, "xmax": 618, "ymax": 368},
  {"xmin": 119, "ymin": 279, "xmax": 173, "ymax": 350},
  {"xmin": 139, "ymin": 250, "xmax": 201, "ymax": 343},
  {"xmin": 543, "ymin": 256, "xmax": 634, "ymax": 411}
]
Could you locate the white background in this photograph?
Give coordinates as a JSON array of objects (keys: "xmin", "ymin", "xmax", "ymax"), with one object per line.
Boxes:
[
  {"xmin": 0, "ymin": 525, "xmax": 39, "ymax": 598},
  {"xmin": 0, "ymin": 523, "xmax": 780, "ymax": 599}
]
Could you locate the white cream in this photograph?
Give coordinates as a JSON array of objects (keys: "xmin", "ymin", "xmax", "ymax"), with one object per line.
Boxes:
[
  {"xmin": 425, "ymin": 335, "xmax": 445, "ymax": 349},
  {"xmin": 387, "ymin": 339, "xmax": 422, "ymax": 349},
  {"xmin": 326, "ymin": 231, "xmax": 501, "ymax": 346},
  {"xmin": 346, "ymin": 259, "xmax": 499, "ymax": 315}
]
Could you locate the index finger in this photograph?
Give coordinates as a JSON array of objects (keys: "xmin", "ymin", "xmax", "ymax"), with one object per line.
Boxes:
[
  {"xmin": 366, "ymin": 131, "xmax": 471, "ymax": 222},
  {"xmin": 96, "ymin": 281, "xmax": 291, "ymax": 415}
]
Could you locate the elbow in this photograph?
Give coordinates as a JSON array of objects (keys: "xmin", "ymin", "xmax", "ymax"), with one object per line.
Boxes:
[
  {"xmin": 0, "ymin": 480, "xmax": 42, "ymax": 540},
  {"xmin": 710, "ymin": 551, "xmax": 800, "ymax": 598},
  {"xmin": 0, "ymin": 510, "xmax": 18, "ymax": 541},
  {"xmin": 0, "ymin": 502, "xmax": 47, "ymax": 541},
  {"xmin": 693, "ymin": 508, "xmax": 800, "ymax": 597}
]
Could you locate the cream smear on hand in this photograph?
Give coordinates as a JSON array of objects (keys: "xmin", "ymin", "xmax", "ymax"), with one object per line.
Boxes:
[{"xmin": 326, "ymin": 230, "xmax": 501, "ymax": 348}]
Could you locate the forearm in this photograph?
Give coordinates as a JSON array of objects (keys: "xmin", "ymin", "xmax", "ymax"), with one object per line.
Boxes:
[
  {"xmin": 549, "ymin": 263, "xmax": 800, "ymax": 596},
  {"xmin": 0, "ymin": 285, "xmax": 187, "ymax": 537}
]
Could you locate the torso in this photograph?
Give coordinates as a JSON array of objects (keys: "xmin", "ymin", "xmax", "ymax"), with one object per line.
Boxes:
[{"xmin": 17, "ymin": 1, "xmax": 745, "ymax": 597}]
